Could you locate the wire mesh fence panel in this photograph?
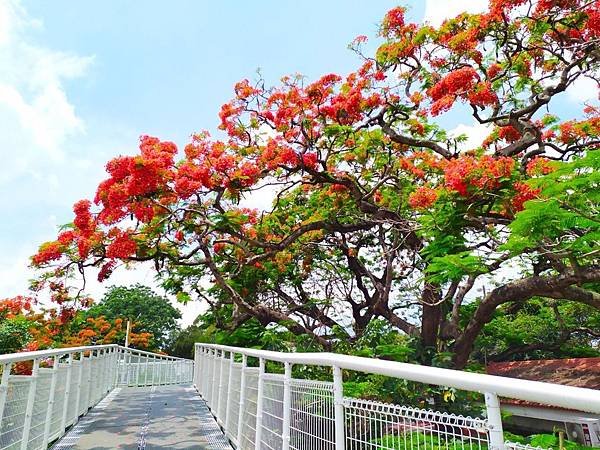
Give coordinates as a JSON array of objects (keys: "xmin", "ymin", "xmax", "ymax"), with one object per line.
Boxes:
[
  {"xmin": 164, "ymin": 360, "xmax": 172, "ymax": 384},
  {"xmin": 260, "ymin": 374, "xmax": 285, "ymax": 450},
  {"xmin": 90, "ymin": 357, "xmax": 101, "ymax": 405},
  {"xmin": 288, "ymin": 379, "xmax": 336, "ymax": 450},
  {"xmin": 211, "ymin": 357, "xmax": 222, "ymax": 413},
  {"xmin": 151, "ymin": 358, "xmax": 157, "ymax": 385},
  {"xmin": 114, "ymin": 353, "xmax": 191, "ymax": 387},
  {"xmin": 225, "ymin": 362, "xmax": 242, "ymax": 443},
  {"xmin": 27, "ymin": 370, "xmax": 53, "ymax": 450},
  {"xmin": 344, "ymin": 398, "xmax": 490, "ymax": 450},
  {"xmin": 239, "ymin": 367, "xmax": 259, "ymax": 450},
  {"xmin": 0, "ymin": 376, "xmax": 32, "ymax": 450},
  {"xmin": 77, "ymin": 359, "xmax": 91, "ymax": 416},
  {"xmin": 217, "ymin": 360, "xmax": 230, "ymax": 424},
  {"xmin": 65, "ymin": 361, "xmax": 81, "ymax": 426},
  {"xmin": 204, "ymin": 355, "xmax": 214, "ymax": 402},
  {"xmin": 48, "ymin": 365, "xmax": 68, "ymax": 442}
]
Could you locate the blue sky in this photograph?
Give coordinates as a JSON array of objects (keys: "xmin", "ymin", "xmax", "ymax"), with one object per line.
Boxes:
[{"xmin": 0, "ymin": 0, "xmax": 592, "ymax": 324}]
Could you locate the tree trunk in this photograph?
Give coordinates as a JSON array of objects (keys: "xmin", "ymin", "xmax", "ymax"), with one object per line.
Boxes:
[{"xmin": 420, "ymin": 283, "xmax": 442, "ymax": 353}]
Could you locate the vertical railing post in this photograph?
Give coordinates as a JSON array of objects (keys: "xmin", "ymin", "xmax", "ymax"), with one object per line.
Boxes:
[
  {"xmin": 211, "ymin": 350, "xmax": 220, "ymax": 412},
  {"xmin": 216, "ymin": 351, "xmax": 226, "ymax": 422},
  {"xmin": 42, "ymin": 355, "xmax": 60, "ymax": 448},
  {"xmin": 225, "ymin": 352, "xmax": 235, "ymax": 434},
  {"xmin": 86, "ymin": 350, "xmax": 94, "ymax": 408},
  {"xmin": 144, "ymin": 352, "xmax": 150, "ymax": 386},
  {"xmin": 101, "ymin": 349, "xmax": 109, "ymax": 394},
  {"xmin": 119, "ymin": 347, "xmax": 125, "ymax": 387},
  {"xmin": 126, "ymin": 349, "xmax": 132, "ymax": 386},
  {"xmin": 151, "ymin": 355, "xmax": 156, "ymax": 386},
  {"xmin": 282, "ymin": 361, "xmax": 293, "ymax": 450},
  {"xmin": 134, "ymin": 351, "xmax": 140, "ymax": 386},
  {"xmin": 96, "ymin": 349, "xmax": 104, "ymax": 402},
  {"xmin": 60, "ymin": 353, "xmax": 73, "ymax": 433},
  {"xmin": 194, "ymin": 344, "xmax": 200, "ymax": 389},
  {"xmin": 170, "ymin": 357, "xmax": 175, "ymax": 384},
  {"xmin": 254, "ymin": 357, "xmax": 265, "ymax": 450},
  {"xmin": 333, "ymin": 365, "xmax": 345, "ymax": 450},
  {"xmin": 74, "ymin": 352, "xmax": 84, "ymax": 420},
  {"xmin": 485, "ymin": 392, "xmax": 505, "ymax": 450},
  {"xmin": 206, "ymin": 348, "xmax": 215, "ymax": 402},
  {"xmin": 0, "ymin": 362, "xmax": 12, "ymax": 425},
  {"xmin": 21, "ymin": 357, "xmax": 40, "ymax": 450},
  {"xmin": 158, "ymin": 355, "xmax": 164, "ymax": 386},
  {"xmin": 106, "ymin": 347, "xmax": 119, "ymax": 392},
  {"xmin": 236, "ymin": 354, "xmax": 247, "ymax": 447}
]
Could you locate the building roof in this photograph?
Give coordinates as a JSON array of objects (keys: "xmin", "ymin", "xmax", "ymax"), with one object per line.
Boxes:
[{"xmin": 487, "ymin": 357, "xmax": 600, "ymax": 410}]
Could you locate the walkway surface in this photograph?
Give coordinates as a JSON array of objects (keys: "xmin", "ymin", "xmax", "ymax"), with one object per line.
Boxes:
[{"xmin": 51, "ymin": 385, "xmax": 232, "ymax": 450}]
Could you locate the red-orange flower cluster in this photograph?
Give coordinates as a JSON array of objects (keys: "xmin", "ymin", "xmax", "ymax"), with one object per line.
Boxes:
[
  {"xmin": 408, "ymin": 186, "xmax": 438, "ymax": 209},
  {"xmin": 444, "ymin": 155, "xmax": 515, "ymax": 196}
]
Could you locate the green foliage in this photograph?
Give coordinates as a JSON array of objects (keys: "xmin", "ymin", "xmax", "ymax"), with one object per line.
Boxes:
[
  {"xmin": 505, "ymin": 151, "xmax": 600, "ymax": 262},
  {"xmin": 83, "ymin": 284, "xmax": 181, "ymax": 350},
  {"xmin": 0, "ymin": 317, "xmax": 31, "ymax": 354},
  {"xmin": 426, "ymin": 251, "xmax": 486, "ymax": 283},
  {"xmin": 473, "ymin": 298, "xmax": 600, "ymax": 362},
  {"xmin": 372, "ymin": 432, "xmax": 486, "ymax": 450},
  {"xmin": 167, "ymin": 305, "xmax": 300, "ymax": 359}
]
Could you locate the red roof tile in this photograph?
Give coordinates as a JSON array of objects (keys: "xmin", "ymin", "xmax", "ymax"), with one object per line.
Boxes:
[
  {"xmin": 487, "ymin": 358, "xmax": 600, "ymax": 409},
  {"xmin": 487, "ymin": 357, "xmax": 600, "ymax": 389}
]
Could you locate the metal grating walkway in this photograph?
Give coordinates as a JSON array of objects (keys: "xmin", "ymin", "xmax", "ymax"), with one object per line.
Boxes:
[{"xmin": 52, "ymin": 385, "xmax": 232, "ymax": 450}]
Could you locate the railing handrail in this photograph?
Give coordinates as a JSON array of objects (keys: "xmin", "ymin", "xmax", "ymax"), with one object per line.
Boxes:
[
  {"xmin": 0, "ymin": 344, "xmax": 192, "ymax": 364},
  {"xmin": 0, "ymin": 344, "xmax": 118, "ymax": 364},
  {"xmin": 196, "ymin": 343, "xmax": 600, "ymax": 414},
  {"xmin": 119, "ymin": 346, "xmax": 192, "ymax": 361}
]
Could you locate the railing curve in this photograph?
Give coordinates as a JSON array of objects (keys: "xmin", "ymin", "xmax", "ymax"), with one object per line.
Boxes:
[
  {"xmin": 0, "ymin": 345, "xmax": 193, "ymax": 449},
  {"xmin": 194, "ymin": 343, "xmax": 600, "ymax": 450}
]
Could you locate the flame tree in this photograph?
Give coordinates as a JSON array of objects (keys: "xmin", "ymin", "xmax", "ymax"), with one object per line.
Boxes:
[{"xmin": 32, "ymin": 0, "xmax": 599, "ymax": 368}]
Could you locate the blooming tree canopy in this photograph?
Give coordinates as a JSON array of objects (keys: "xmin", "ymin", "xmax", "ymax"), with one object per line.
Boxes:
[{"xmin": 32, "ymin": 0, "xmax": 600, "ymax": 368}]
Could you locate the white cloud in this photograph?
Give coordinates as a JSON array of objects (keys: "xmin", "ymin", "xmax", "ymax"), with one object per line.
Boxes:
[
  {"xmin": 0, "ymin": 0, "xmax": 206, "ymax": 328},
  {"xmin": 449, "ymin": 122, "xmax": 491, "ymax": 152},
  {"xmin": 0, "ymin": 0, "xmax": 93, "ymax": 182},
  {"xmin": 566, "ymin": 77, "xmax": 599, "ymax": 104},
  {"xmin": 423, "ymin": 0, "xmax": 488, "ymax": 27}
]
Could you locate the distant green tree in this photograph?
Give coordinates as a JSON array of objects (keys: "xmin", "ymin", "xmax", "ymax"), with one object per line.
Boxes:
[
  {"xmin": 168, "ymin": 305, "xmax": 309, "ymax": 358},
  {"xmin": 472, "ymin": 298, "xmax": 600, "ymax": 363},
  {"xmin": 84, "ymin": 284, "xmax": 181, "ymax": 350},
  {"xmin": 0, "ymin": 317, "xmax": 31, "ymax": 354}
]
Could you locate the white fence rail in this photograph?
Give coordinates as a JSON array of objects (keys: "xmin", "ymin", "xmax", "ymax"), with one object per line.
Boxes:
[
  {"xmin": 0, "ymin": 344, "xmax": 192, "ymax": 450},
  {"xmin": 194, "ymin": 344, "xmax": 600, "ymax": 450}
]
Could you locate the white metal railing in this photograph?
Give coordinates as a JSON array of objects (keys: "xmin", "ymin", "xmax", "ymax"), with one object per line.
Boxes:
[
  {"xmin": 0, "ymin": 344, "xmax": 193, "ymax": 450},
  {"xmin": 194, "ymin": 344, "xmax": 600, "ymax": 450}
]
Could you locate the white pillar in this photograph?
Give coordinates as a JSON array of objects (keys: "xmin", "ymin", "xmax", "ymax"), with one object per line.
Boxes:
[
  {"xmin": 225, "ymin": 352, "xmax": 235, "ymax": 434},
  {"xmin": 21, "ymin": 358, "xmax": 40, "ymax": 450},
  {"xmin": 333, "ymin": 365, "xmax": 345, "ymax": 450},
  {"xmin": 85, "ymin": 351, "xmax": 94, "ymax": 409},
  {"xmin": 194, "ymin": 345, "xmax": 200, "ymax": 389},
  {"xmin": 216, "ymin": 351, "xmax": 226, "ymax": 423},
  {"xmin": 282, "ymin": 361, "xmax": 293, "ymax": 450},
  {"xmin": 42, "ymin": 355, "xmax": 60, "ymax": 448},
  {"xmin": 254, "ymin": 357, "xmax": 265, "ymax": 450},
  {"xmin": 125, "ymin": 349, "xmax": 131, "ymax": 386},
  {"xmin": 0, "ymin": 362, "xmax": 12, "ymax": 426},
  {"xmin": 485, "ymin": 392, "xmax": 505, "ymax": 450},
  {"xmin": 236, "ymin": 354, "xmax": 247, "ymax": 447},
  {"xmin": 60, "ymin": 353, "xmax": 74, "ymax": 433},
  {"xmin": 74, "ymin": 352, "xmax": 84, "ymax": 418},
  {"xmin": 151, "ymin": 355, "xmax": 156, "ymax": 386}
]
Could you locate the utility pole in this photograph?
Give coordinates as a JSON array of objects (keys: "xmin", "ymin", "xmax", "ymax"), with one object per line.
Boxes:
[{"xmin": 125, "ymin": 319, "xmax": 131, "ymax": 348}]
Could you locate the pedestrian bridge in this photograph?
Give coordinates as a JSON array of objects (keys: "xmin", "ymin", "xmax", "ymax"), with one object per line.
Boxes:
[{"xmin": 0, "ymin": 344, "xmax": 598, "ymax": 450}]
